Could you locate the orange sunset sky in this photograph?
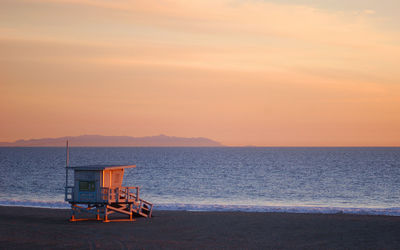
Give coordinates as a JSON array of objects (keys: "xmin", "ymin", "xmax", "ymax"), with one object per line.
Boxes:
[{"xmin": 1, "ymin": 0, "xmax": 400, "ymax": 146}]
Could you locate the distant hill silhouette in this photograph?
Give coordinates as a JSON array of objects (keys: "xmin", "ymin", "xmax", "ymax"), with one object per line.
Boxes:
[{"xmin": 0, "ymin": 134, "xmax": 223, "ymax": 147}]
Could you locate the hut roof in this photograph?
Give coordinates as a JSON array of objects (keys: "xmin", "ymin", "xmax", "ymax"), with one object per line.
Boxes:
[{"xmin": 70, "ymin": 165, "xmax": 136, "ymax": 171}]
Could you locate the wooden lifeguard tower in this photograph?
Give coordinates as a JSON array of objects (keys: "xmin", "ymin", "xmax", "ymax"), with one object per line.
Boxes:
[{"xmin": 64, "ymin": 145, "xmax": 153, "ymax": 222}]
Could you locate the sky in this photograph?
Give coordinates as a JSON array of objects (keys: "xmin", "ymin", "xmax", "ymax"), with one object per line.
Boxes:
[{"xmin": 1, "ymin": 0, "xmax": 400, "ymax": 146}]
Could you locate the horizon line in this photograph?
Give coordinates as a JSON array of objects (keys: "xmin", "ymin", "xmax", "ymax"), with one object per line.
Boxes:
[{"xmin": 0, "ymin": 145, "xmax": 399, "ymax": 148}]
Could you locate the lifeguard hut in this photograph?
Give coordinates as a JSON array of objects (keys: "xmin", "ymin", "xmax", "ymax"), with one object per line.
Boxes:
[{"xmin": 64, "ymin": 145, "xmax": 153, "ymax": 222}]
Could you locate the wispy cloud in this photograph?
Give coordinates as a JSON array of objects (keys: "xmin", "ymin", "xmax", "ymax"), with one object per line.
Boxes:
[
  {"xmin": 363, "ymin": 9, "xmax": 376, "ymax": 15},
  {"xmin": 1, "ymin": 0, "xmax": 400, "ymax": 145}
]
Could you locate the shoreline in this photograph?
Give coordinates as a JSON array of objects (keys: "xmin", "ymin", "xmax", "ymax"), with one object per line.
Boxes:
[
  {"xmin": 1, "ymin": 206, "xmax": 400, "ymax": 249},
  {"xmin": 1, "ymin": 203, "xmax": 400, "ymax": 216}
]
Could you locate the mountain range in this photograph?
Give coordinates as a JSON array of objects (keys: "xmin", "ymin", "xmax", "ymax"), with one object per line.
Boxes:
[{"xmin": 0, "ymin": 134, "xmax": 223, "ymax": 147}]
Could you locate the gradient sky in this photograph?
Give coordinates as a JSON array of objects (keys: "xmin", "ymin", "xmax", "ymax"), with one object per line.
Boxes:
[{"xmin": 1, "ymin": 0, "xmax": 400, "ymax": 146}]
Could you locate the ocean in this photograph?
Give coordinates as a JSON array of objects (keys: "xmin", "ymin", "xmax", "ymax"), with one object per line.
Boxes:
[{"xmin": 0, "ymin": 147, "xmax": 399, "ymax": 215}]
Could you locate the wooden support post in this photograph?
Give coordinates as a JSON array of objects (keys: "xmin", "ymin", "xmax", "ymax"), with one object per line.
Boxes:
[
  {"xmin": 70, "ymin": 204, "xmax": 76, "ymax": 222},
  {"xmin": 104, "ymin": 206, "xmax": 109, "ymax": 222},
  {"xmin": 96, "ymin": 208, "xmax": 100, "ymax": 221},
  {"xmin": 129, "ymin": 203, "xmax": 133, "ymax": 221},
  {"xmin": 116, "ymin": 187, "xmax": 119, "ymax": 203}
]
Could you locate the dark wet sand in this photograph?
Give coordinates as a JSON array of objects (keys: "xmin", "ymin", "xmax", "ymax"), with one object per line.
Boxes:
[{"xmin": 1, "ymin": 206, "xmax": 400, "ymax": 249}]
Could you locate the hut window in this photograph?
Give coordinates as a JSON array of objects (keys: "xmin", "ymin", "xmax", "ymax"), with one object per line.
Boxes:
[{"xmin": 79, "ymin": 181, "xmax": 95, "ymax": 192}]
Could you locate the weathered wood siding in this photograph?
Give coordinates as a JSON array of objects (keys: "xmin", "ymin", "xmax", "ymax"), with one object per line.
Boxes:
[
  {"xmin": 102, "ymin": 169, "xmax": 124, "ymax": 188},
  {"xmin": 73, "ymin": 170, "xmax": 101, "ymax": 203}
]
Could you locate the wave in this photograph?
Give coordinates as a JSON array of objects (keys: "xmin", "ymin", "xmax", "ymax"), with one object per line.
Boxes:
[
  {"xmin": 0, "ymin": 200, "xmax": 70, "ymax": 209},
  {"xmin": 156, "ymin": 203, "xmax": 400, "ymax": 216},
  {"xmin": 1, "ymin": 199, "xmax": 400, "ymax": 216}
]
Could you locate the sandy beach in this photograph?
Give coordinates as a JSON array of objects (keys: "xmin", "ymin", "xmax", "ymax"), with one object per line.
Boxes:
[{"xmin": 0, "ymin": 206, "xmax": 400, "ymax": 249}]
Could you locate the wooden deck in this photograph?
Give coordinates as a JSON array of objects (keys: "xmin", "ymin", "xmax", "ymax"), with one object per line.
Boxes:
[{"xmin": 66, "ymin": 186, "xmax": 153, "ymax": 222}]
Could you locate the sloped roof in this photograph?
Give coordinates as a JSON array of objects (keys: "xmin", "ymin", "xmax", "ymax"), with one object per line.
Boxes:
[{"xmin": 69, "ymin": 165, "xmax": 136, "ymax": 171}]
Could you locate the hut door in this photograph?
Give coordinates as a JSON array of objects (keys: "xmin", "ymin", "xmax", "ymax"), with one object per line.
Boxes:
[{"xmin": 75, "ymin": 170, "xmax": 97, "ymax": 202}]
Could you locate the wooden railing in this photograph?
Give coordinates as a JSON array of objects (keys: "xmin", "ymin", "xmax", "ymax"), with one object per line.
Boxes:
[
  {"xmin": 138, "ymin": 198, "xmax": 154, "ymax": 218},
  {"xmin": 65, "ymin": 186, "xmax": 149, "ymax": 208},
  {"xmin": 65, "ymin": 185, "xmax": 153, "ymax": 218},
  {"xmin": 101, "ymin": 186, "xmax": 140, "ymax": 203},
  {"xmin": 102, "ymin": 186, "xmax": 153, "ymax": 217}
]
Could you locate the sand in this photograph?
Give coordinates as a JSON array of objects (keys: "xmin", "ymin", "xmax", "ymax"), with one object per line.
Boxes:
[{"xmin": 1, "ymin": 206, "xmax": 400, "ymax": 249}]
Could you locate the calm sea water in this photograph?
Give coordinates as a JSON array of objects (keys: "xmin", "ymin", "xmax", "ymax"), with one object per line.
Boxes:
[{"xmin": 0, "ymin": 147, "xmax": 400, "ymax": 215}]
